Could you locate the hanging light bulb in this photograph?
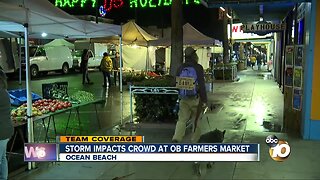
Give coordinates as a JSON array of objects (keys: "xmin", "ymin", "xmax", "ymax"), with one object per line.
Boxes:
[{"xmin": 41, "ymin": 32, "xmax": 47, "ymax": 37}]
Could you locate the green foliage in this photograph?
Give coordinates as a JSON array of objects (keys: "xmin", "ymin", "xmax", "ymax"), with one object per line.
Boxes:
[
  {"xmin": 134, "ymin": 76, "xmax": 178, "ymax": 123},
  {"xmin": 123, "ymin": 72, "xmax": 146, "ymax": 84},
  {"xmin": 133, "ymin": 75, "xmax": 174, "ymax": 87}
]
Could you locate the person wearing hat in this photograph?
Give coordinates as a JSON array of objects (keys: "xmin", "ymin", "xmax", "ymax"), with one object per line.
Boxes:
[
  {"xmin": 0, "ymin": 69, "xmax": 14, "ymax": 179},
  {"xmin": 172, "ymin": 47, "xmax": 207, "ymax": 143}
]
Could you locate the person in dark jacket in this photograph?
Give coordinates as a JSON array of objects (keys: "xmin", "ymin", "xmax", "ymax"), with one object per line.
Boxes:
[
  {"xmin": 256, "ymin": 53, "xmax": 262, "ymax": 70},
  {"xmin": 172, "ymin": 47, "xmax": 207, "ymax": 143},
  {"xmin": 81, "ymin": 49, "xmax": 93, "ymax": 85},
  {"xmin": 0, "ymin": 70, "xmax": 14, "ymax": 180}
]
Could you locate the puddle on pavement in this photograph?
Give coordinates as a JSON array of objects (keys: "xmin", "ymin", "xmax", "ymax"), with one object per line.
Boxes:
[{"xmin": 262, "ymin": 120, "xmax": 282, "ymax": 132}]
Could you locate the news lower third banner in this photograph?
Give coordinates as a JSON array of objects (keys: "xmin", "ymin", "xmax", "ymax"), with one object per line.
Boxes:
[{"xmin": 25, "ymin": 137, "xmax": 260, "ymax": 162}]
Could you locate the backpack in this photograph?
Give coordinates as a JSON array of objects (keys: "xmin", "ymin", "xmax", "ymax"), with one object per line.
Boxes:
[{"xmin": 176, "ymin": 66, "xmax": 198, "ymax": 97}]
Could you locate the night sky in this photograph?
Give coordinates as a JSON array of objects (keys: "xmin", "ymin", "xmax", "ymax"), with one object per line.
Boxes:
[{"xmin": 49, "ymin": 0, "xmax": 223, "ymax": 40}]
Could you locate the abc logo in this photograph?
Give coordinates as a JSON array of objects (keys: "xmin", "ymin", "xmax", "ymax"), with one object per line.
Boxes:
[{"xmin": 265, "ymin": 135, "xmax": 291, "ymax": 162}]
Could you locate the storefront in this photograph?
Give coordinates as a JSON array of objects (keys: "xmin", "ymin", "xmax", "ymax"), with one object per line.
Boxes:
[
  {"xmin": 278, "ymin": 1, "xmax": 320, "ymax": 140},
  {"xmin": 227, "ymin": 23, "xmax": 274, "ymax": 71},
  {"xmin": 208, "ymin": 0, "xmax": 320, "ymax": 140}
]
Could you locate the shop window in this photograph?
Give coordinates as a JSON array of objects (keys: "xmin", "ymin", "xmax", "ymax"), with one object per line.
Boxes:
[
  {"xmin": 35, "ymin": 47, "xmax": 46, "ymax": 57},
  {"xmin": 298, "ymin": 19, "xmax": 304, "ymax": 45}
]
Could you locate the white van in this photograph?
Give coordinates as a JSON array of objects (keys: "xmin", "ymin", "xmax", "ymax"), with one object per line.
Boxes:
[
  {"xmin": 22, "ymin": 45, "xmax": 74, "ymax": 77},
  {"xmin": 73, "ymin": 41, "xmax": 109, "ymax": 69}
]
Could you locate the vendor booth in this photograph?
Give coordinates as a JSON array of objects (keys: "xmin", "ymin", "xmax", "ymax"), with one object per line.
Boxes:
[
  {"xmin": 148, "ymin": 23, "xmax": 222, "ymax": 71},
  {"xmin": 0, "ymin": 0, "xmax": 121, "ymax": 170},
  {"xmin": 91, "ymin": 20, "xmax": 158, "ymax": 71}
]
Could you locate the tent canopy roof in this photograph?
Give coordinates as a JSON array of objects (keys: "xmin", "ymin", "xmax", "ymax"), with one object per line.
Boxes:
[
  {"xmin": 148, "ymin": 23, "xmax": 222, "ymax": 46},
  {"xmin": 44, "ymin": 39, "xmax": 75, "ymax": 49},
  {"xmin": 91, "ymin": 20, "xmax": 157, "ymax": 46},
  {"xmin": 0, "ymin": 0, "xmax": 121, "ymax": 39}
]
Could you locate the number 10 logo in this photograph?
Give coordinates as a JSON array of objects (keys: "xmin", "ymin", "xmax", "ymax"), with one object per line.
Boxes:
[{"xmin": 266, "ymin": 135, "xmax": 291, "ymax": 162}]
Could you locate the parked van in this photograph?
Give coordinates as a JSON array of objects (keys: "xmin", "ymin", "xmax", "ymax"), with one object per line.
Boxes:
[
  {"xmin": 22, "ymin": 45, "xmax": 74, "ymax": 77},
  {"xmin": 73, "ymin": 40, "xmax": 109, "ymax": 69}
]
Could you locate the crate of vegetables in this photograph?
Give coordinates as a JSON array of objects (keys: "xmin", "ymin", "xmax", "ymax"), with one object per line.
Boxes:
[{"xmin": 42, "ymin": 82, "xmax": 68, "ymax": 100}]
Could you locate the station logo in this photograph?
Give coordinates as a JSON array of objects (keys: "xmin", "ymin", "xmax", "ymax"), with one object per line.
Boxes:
[
  {"xmin": 265, "ymin": 135, "xmax": 291, "ymax": 162},
  {"xmin": 24, "ymin": 143, "xmax": 57, "ymax": 161}
]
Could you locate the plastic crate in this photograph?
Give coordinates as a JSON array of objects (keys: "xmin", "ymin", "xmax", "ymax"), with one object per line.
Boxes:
[
  {"xmin": 42, "ymin": 82, "xmax": 68, "ymax": 99},
  {"xmin": 8, "ymin": 89, "xmax": 42, "ymax": 106}
]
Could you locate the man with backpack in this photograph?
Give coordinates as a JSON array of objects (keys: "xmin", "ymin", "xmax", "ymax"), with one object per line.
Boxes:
[{"xmin": 172, "ymin": 47, "xmax": 207, "ymax": 143}]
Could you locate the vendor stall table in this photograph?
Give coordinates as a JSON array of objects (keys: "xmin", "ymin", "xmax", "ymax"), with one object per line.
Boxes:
[{"xmin": 8, "ymin": 99, "xmax": 105, "ymax": 162}]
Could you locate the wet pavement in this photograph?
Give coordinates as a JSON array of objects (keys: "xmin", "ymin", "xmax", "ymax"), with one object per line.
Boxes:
[{"xmin": 8, "ymin": 67, "xmax": 320, "ymax": 179}]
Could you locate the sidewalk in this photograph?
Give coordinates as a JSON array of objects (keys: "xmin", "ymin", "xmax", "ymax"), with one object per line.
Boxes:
[{"xmin": 9, "ymin": 69, "xmax": 320, "ymax": 179}]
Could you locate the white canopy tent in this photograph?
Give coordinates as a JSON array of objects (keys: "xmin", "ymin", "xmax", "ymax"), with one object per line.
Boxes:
[
  {"xmin": 148, "ymin": 23, "xmax": 222, "ymax": 46},
  {"xmin": 0, "ymin": 0, "xmax": 121, "ymax": 170},
  {"xmin": 148, "ymin": 23, "xmax": 222, "ymax": 70},
  {"xmin": 92, "ymin": 20, "xmax": 157, "ymax": 46},
  {"xmin": 44, "ymin": 39, "xmax": 75, "ymax": 49},
  {"xmin": 91, "ymin": 20, "xmax": 157, "ymax": 71},
  {"xmin": 0, "ymin": 0, "xmax": 120, "ymax": 38}
]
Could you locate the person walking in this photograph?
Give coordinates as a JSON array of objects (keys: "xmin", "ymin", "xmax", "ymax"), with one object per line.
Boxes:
[
  {"xmin": 81, "ymin": 49, "xmax": 93, "ymax": 85},
  {"xmin": 172, "ymin": 47, "xmax": 207, "ymax": 143},
  {"xmin": 256, "ymin": 53, "xmax": 262, "ymax": 71},
  {"xmin": 250, "ymin": 55, "xmax": 256, "ymax": 69},
  {"xmin": 0, "ymin": 69, "xmax": 14, "ymax": 180},
  {"xmin": 100, "ymin": 52, "xmax": 113, "ymax": 88}
]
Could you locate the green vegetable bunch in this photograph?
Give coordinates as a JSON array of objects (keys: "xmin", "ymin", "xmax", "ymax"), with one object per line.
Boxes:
[{"xmin": 71, "ymin": 91, "xmax": 95, "ymax": 103}]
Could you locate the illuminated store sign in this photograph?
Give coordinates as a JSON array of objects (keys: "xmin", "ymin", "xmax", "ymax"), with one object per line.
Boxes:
[
  {"xmin": 55, "ymin": 0, "xmax": 97, "ymax": 8},
  {"xmin": 129, "ymin": 0, "xmax": 201, "ymax": 8},
  {"xmin": 55, "ymin": 0, "xmax": 124, "ymax": 12},
  {"xmin": 54, "ymin": 0, "xmax": 199, "ymax": 13},
  {"xmin": 242, "ymin": 23, "xmax": 286, "ymax": 33}
]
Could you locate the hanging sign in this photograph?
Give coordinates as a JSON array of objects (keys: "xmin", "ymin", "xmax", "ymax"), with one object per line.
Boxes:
[
  {"xmin": 285, "ymin": 46, "xmax": 294, "ymax": 66},
  {"xmin": 55, "ymin": 0, "xmax": 97, "ymax": 8},
  {"xmin": 285, "ymin": 67, "xmax": 293, "ymax": 87},
  {"xmin": 285, "ymin": 46, "xmax": 294, "ymax": 87},
  {"xmin": 55, "ymin": 0, "xmax": 124, "ymax": 13},
  {"xmin": 292, "ymin": 45, "xmax": 304, "ymax": 111},
  {"xmin": 176, "ymin": 77, "xmax": 195, "ymax": 90},
  {"xmin": 293, "ymin": 88, "xmax": 302, "ymax": 111},
  {"xmin": 293, "ymin": 67, "xmax": 303, "ymax": 88},
  {"xmin": 242, "ymin": 23, "xmax": 286, "ymax": 33},
  {"xmin": 294, "ymin": 45, "xmax": 304, "ymax": 67}
]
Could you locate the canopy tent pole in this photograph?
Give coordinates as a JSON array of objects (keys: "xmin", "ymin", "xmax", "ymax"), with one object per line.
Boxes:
[
  {"xmin": 119, "ymin": 34, "xmax": 123, "ymax": 126},
  {"xmin": 146, "ymin": 46, "xmax": 150, "ymax": 72},
  {"xmin": 18, "ymin": 35, "xmax": 22, "ymax": 85},
  {"xmin": 24, "ymin": 23, "xmax": 35, "ymax": 170}
]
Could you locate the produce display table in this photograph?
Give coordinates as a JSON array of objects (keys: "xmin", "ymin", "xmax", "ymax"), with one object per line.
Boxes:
[{"xmin": 8, "ymin": 99, "xmax": 105, "ymax": 161}]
